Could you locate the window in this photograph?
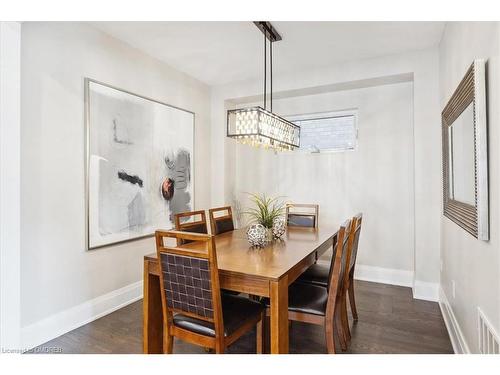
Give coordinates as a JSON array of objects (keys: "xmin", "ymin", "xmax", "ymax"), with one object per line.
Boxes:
[{"xmin": 288, "ymin": 110, "xmax": 358, "ymax": 152}]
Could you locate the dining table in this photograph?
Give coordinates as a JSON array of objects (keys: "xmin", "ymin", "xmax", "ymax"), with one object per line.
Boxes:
[{"xmin": 143, "ymin": 224, "xmax": 336, "ymax": 354}]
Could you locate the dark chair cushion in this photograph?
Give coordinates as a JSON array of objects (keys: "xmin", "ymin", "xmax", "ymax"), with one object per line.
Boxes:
[
  {"xmin": 262, "ymin": 282, "xmax": 328, "ymax": 316},
  {"xmin": 297, "ymin": 263, "xmax": 329, "ymax": 287},
  {"xmin": 173, "ymin": 294, "xmax": 264, "ymax": 337}
]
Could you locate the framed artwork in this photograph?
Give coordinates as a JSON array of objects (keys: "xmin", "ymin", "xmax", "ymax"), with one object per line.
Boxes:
[{"xmin": 85, "ymin": 78, "xmax": 195, "ymax": 250}]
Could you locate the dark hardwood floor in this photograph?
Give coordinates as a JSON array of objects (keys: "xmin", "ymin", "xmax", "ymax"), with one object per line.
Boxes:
[{"xmin": 31, "ymin": 280, "xmax": 453, "ymax": 354}]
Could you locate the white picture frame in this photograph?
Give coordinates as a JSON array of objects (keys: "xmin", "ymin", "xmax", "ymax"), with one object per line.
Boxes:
[{"xmin": 85, "ymin": 78, "xmax": 195, "ymax": 250}]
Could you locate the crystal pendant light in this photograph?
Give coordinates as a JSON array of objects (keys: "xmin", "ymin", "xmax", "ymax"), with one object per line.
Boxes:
[{"xmin": 227, "ymin": 22, "xmax": 300, "ymax": 151}]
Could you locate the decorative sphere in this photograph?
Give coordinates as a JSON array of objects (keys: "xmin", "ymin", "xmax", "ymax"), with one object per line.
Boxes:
[
  {"xmin": 272, "ymin": 217, "xmax": 286, "ymax": 239},
  {"xmin": 247, "ymin": 224, "xmax": 267, "ymax": 247}
]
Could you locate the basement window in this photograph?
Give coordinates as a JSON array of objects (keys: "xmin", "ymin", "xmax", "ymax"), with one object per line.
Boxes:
[{"xmin": 288, "ymin": 110, "xmax": 358, "ymax": 153}]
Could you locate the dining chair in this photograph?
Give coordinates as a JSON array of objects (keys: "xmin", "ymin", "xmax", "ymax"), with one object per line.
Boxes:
[
  {"xmin": 262, "ymin": 219, "xmax": 352, "ymax": 354},
  {"xmin": 204, "ymin": 207, "xmax": 240, "ymax": 297},
  {"xmin": 209, "ymin": 206, "xmax": 235, "ymax": 235},
  {"xmin": 286, "ymin": 203, "xmax": 319, "ymax": 228},
  {"xmin": 345, "ymin": 213, "xmax": 363, "ymax": 324},
  {"xmin": 296, "ymin": 213, "xmax": 363, "ymax": 347},
  {"xmin": 155, "ymin": 230, "xmax": 265, "ymax": 354},
  {"xmin": 174, "ymin": 210, "xmax": 208, "ymax": 245}
]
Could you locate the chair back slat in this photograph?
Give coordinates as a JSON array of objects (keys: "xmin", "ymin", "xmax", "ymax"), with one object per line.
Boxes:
[
  {"xmin": 209, "ymin": 206, "xmax": 235, "ymax": 235},
  {"xmin": 348, "ymin": 213, "xmax": 363, "ymax": 274},
  {"xmin": 286, "ymin": 204, "xmax": 319, "ymax": 228},
  {"xmin": 326, "ymin": 231, "xmax": 339, "ymax": 286},
  {"xmin": 175, "ymin": 210, "xmax": 208, "ymax": 245},
  {"xmin": 155, "ymin": 230, "xmax": 223, "ymax": 332},
  {"xmin": 325, "ymin": 219, "xmax": 352, "ymax": 311}
]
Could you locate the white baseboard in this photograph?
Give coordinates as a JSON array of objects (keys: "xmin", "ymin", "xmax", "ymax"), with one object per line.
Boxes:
[
  {"xmin": 316, "ymin": 261, "xmax": 414, "ymax": 287},
  {"xmin": 413, "ymin": 280, "xmax": 439, "ymax": 302},
  {"xmin": 353, "ymin": 264, "xmax": 414, "ymax": 287},
  {"xmin": 21, "ymin": 280, "xmax": 143, "ymax": 351},
  {"xmin": 439, "ymin": 286, "xmax": 470, "ymax": 354}
]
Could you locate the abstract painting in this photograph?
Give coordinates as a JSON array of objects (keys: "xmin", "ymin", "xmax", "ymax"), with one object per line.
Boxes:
[{"xmin": 85, "ymin": 79, "xmax": 194, "ymax": 249}]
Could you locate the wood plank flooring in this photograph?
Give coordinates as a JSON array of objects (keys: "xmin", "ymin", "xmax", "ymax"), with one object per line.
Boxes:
[{"xmin": 30, "ymin": 280, "xmax": 453, "ymax": 354}]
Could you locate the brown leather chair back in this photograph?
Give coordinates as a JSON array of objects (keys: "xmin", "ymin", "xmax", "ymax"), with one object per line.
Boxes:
[
  {"xmin": 174, "ymin": 210, "xmax": 208, "ymax": 245},
  {"xmin": 286, "ymin": 203, "xmax": 319, "ymax": 228},
  {"xmin": 209, "ymin": 206, "xmax": 235, "ymax": 235},
  {"xmin": 155, "ymin": 231, "xmax": 224, "ymax": 336}
]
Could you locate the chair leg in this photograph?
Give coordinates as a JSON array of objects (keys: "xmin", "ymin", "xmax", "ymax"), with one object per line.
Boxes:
[
  {"xmin": 163, "ymin": 325, "xmax": 174, "ymax": 354},
  {"xmin": 341, "ymin": 293, "xmax": 351, "ymax": 341},
  {"xmin": 348, "ymin": 278, "xmax": 358, "ymax": 321},
  {"xmin": 335, "ymin": 308, "xmax": 348, "ymax": 351},
  {"xmin": 325, "ymin": 318, "xmax": 337, "ymax": 354},
  {"xmin": 215, "ymin": 343, "xmax": 225, "ymax": 354},
  {"xmin": 256, "ymin": 312, "xmax": 264, "ymax": 354},
  {"xmin": 264, "ymin": 315, "xmax": 271, "ymax": 353}
]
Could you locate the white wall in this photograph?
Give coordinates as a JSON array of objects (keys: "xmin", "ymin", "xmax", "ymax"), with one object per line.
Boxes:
[
  {"xmin": 231, "ymin": 83, "xmax": 415, "ymax": 278},
  {"xmin": 211, "ymin": 48, "xmax": 441, "ymax": 298},
  {"xmin": 439, "ymin": 21, "xmax": 500, "ymax": 353},
  {"xmin": 0, "ymin": 21, "xmax": 21, "ymax": 352},
  {"xmin": 20, "ymin": 22, "xmax": 211, "ymax": 348}
]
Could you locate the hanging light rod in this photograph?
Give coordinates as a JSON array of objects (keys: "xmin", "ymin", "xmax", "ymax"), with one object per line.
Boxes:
[
  {"xmin": 226, "ymin": 21, "xmax": 300, "ymax": 151},
  {"xmin": 253, "ymin": 21, "xmax": 282, "ymax": 42}
]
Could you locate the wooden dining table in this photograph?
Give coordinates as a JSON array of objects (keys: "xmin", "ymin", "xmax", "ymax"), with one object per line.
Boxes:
[{"xmin": 143, "ymin": 224, "xmax": 336, "ymax": 354}]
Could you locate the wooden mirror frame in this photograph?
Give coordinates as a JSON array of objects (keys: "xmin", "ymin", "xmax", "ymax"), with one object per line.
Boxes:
[{"xmin": 442, "ymin": 59, "xmax": 489, "ymax": 240}]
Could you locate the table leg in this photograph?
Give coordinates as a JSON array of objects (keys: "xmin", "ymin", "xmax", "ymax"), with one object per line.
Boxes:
[
  {"xmin": 143, "ymin": 260, "xmax": 163, "ymax": 354},
  {"xmin": 269, "ymin": 276, "xmax": 289, "ymax": 354}
]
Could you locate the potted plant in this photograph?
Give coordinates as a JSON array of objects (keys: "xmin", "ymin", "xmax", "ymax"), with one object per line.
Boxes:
[{"xmin": 244, "ymin": 193, "xmax": 286, "ymax": 246}]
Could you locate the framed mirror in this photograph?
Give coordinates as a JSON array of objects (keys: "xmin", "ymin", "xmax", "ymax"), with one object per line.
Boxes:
[{"xmin": 442, "ymin": 59, "xmax": 489, "ymax": 240}]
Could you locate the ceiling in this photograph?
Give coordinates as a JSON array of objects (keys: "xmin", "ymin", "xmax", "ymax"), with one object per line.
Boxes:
[{"xmin": 91, "ymin": 22, "xmax": 445, "ymax": 86}]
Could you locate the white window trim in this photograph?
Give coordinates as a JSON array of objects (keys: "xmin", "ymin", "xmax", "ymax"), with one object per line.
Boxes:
[{"xmin": 286, "ymin": 109, "xmax": 359, "ymax": 154}]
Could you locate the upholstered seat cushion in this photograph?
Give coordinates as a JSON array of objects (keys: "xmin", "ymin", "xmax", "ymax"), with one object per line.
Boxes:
[
  {"xmin": 173, "ymin": 294, "xmax": 264, "ymax": 337},
  {"xmin": 297, "ymin": 263, "xmax": 329, "ymax": 287},
  {"xmin": 262, "ymin": 282, "xmax": 328, "ymax": 316}
]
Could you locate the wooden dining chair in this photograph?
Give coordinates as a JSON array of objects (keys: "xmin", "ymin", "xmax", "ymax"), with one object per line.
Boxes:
[
  {"xmin": 296, "ymin": 213, "xmax": 363, "ymax": 348},
  {"xmin": 209, "ymin": 206, "xmax": 235, "ymax": 235},
  {"xmin": 344, "ymin": 214, "xmax": 363, "ymax": 324},
  {"xmin": 174, "ymin": 210, "xmax": 208, "ymax": 245},
  {"xmin": 262, "ymin": 219, "xmax": 352, "ymax": 354},
  {"xmin": 286, "ymin": 203, "xmax": 319, "ymax": 228},
  {"xmin": 155, "ymin": 230, "xmax": 265, "ymax": 354},
  {"xmin": 204, "ymin": 207, "xmax": 240, "ymax": 297}
]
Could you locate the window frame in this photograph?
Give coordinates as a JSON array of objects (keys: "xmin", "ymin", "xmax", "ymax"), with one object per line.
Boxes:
[{"xmin": 287, "ymin": 109, "xmax": 359, "ymax": 154}]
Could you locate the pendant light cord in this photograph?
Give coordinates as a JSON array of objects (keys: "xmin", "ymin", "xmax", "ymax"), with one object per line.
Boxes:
[
  {"xmin": 264, "ymin": 30, "xmax": 267, "ymax": 110},
  {"xmin": 262, "ymin": 23, "xmax": 274, "ymax": 112},
  {"xmin": 270, "ymin": 39, "xmax": 273, "ymax": 112}
]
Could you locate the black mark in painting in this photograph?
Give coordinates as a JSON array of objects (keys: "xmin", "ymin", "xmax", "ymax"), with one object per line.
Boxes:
[{"xmin": 118, "ymin": 170, "xmax": 143, "ymax": 187}]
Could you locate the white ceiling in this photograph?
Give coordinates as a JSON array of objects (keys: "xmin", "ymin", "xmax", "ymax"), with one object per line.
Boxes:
[{"xmin": 91, "ymin": 21, "xmax": 445, "ymax": 86}]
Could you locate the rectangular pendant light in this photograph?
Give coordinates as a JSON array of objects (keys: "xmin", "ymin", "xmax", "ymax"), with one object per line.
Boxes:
[
  {"xmin": 226, "ymin": 22, "xmax": 300, "ymax": 151},
  {"xmin": 227, "ymin": 106, "xmax": 300, "ymax": 151}
]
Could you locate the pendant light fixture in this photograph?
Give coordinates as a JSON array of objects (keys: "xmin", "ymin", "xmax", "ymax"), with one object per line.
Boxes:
[{"xmin": 227, "ymin": 21, "xmax": 300, "ymax": 151}]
